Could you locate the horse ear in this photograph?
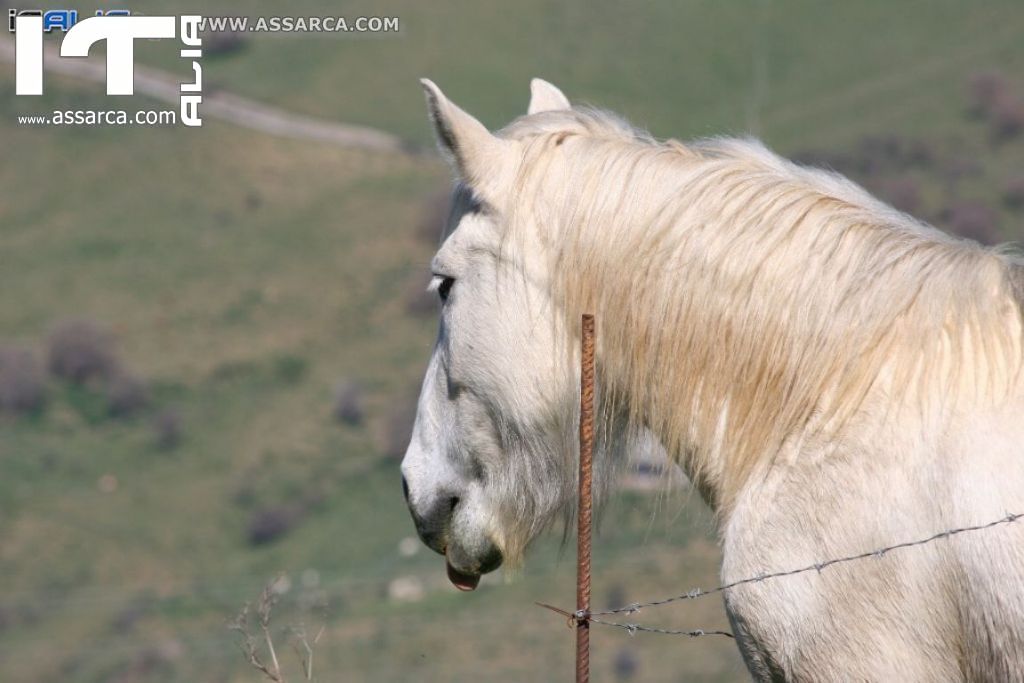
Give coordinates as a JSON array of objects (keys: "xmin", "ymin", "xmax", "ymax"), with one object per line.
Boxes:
[
  {"xmin": 420, "ymin": 79, "xmax": 515, "ymax": 200},
  {"xmin": 528, "ymin": 78, "xmax": 570, "ymax": 114}
]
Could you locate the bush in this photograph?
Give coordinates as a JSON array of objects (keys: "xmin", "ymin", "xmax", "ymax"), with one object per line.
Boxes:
[
  {"xmin": 0, "ymin": 345, "xmax": 46, "ymax": 415},
  {"xmin": 244, "ymin": 190, "xmax": 262, "ymax": 211},
  {"xmin": 1003, "ymin": 177, "xmax": 1024, "ymax": 210},
  {"xmin": 202, "ymin": 30, "xmax": 246, "ymax": 56},
  {"xmin": 903, "ymin": 139, "xmax": 936, "ymax": 169},
  {"xmin": 855, "ymin": 135, "xmax": 935, "ymax": 175},
  {"xmin": 991, "ymin": 96, "xmax": 1024, "ymax": 142},
  {"xmin": 941, "ymin": 201, "xmax": 1000, "ymax": 245},
  {"xmin": 613, "ymin": 648, "xmax": 639, "ymax": 681},
  {"xmin": 106, "ymin": 371, "xmax": 149, "ymax": 418},
  {"xmin": 152, "ymin": 409, "xmax": 183, "ymax": 450},
  {"xmin": 247, "ymin": 505, "xmax": 302, "ymax": 546},
  {"xmin": 605, "ymin": 583, "xmax": 626, "ymax": 611},
  {"xmin": 967, "ymin": 70, "xmax": 1009, "ymax": 118},
  {"xmin": 940, "ymin": 156, "xmax": 982, "ymax": 191},
  {"xmin": 876, "ymin": 176, "xmax": 922, "ymax": 216},
  {"xmin": 333, "ymin": 379, "xmax": 364, "ymax": 426},
  {"xmin": 856, "ymin": 134, "xmax": 905, "ymax": 175},
  {"xmin": 47, "ymin": 319, "xmax": 116, "ymax": 384},
  {"xmin": 110, "ymin": 597, "xmax": 152, "ymax": 634}
]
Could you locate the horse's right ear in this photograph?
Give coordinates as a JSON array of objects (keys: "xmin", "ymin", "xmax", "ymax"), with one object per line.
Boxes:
[
  {"xmin": 528, "ymin": 78, "xmax": 570, "ymax": 114},
  {"xmin": 420, "ymin": 79, "xmax": 516, "ymax": 204}
]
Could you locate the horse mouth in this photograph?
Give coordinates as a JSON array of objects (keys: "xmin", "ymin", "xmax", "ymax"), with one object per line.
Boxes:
[
  {"xmin": 444, "ymin": 546, "xmax": 503, "ymax": 591},
  {"xmin": 446, "ymin": 560, "xmax": 481, "ymax": 591}
]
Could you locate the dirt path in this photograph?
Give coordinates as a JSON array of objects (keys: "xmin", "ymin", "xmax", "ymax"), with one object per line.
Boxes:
[{"xmin": 0, "ymin": 36, "xmax": 415, "ymax": 154}]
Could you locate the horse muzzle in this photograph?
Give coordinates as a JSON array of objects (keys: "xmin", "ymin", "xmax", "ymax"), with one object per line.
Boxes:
[{"xmin": 401, "ymin": 474, "xmax": 503, "ymax": 590}]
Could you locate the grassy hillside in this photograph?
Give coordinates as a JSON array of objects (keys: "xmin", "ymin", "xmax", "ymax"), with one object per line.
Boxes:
[{"xmin": 2, "ymin": 1, "xmax": 1024, "ymax": 681}]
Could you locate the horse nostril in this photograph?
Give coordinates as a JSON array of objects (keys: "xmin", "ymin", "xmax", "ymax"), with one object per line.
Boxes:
[
  {"xmin": 448, "ymin": 496, "xmax": 460, "ymax": 513},
  {"xmin": 401, "ymin": 476, "xmax": 410, "ymax": 503}
]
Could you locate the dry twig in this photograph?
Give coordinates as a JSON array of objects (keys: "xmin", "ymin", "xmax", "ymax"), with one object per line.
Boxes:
[{"xmin": 230, "ymin": 574, "xmax": 322, "ymax": 682}]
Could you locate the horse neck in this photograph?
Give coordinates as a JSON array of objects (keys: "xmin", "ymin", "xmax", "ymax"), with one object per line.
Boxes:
[{"xmin": 560, "ymin": 167, "xmax": 1022, "ymax": 516}]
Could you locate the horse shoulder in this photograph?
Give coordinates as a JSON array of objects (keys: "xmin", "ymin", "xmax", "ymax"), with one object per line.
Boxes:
[{"xmin": 717, "ymin": 420, "xmax": 1024, "ymax": 682}]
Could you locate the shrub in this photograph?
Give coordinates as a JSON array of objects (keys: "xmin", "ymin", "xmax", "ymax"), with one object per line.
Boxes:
[
  {"xmin": 0, "ymin": 345, "xmax": 46, "ymax": 415},
  {"xmin": 333, "ymin": 379, "xmax": 364, "ymax": 426},
  {"xmin": 940, "ymin": 156, "xmax": 982, "ymax": 191},
  {"xmin": 152, "ymin": 409, "xmax": 183, "ymax": 450},
  {"xmin": 941, "ymin": 201, "xmax": 1000, "ymax": 245},
  {"xmin": 613, "ymin": 648, "xmax": 639, "ymax": 681},
  {"xmin": 47, "ymin": 319, "xmax": 116, "ymax": 384},
  {"xmin": 967, "ymin": 70, "xmax": 1009, "ymax": 118},
  {"xmin": 876, "ymin": 176, "xmax": 922, "ymax": 216},
  {"xmin": 110, "ymin": 597, "xmax": 152, "ymax": 634},
  {"xmin": 991, "ymin": 96, "xmax": 1024, "ymax": 142},
  {"xmin": 247, "ymin": 505, "xmax": 302, "ymax": 546},
  {"xmin": 106, "ymin": 371, "xmax": 149, "ymax": 418},
  {"xmin": 855, "ymin": 135, "xmax": 934, "ymax": 175},
  {"xmin": 605, "ymin": 583, "xmax": 626, "ymax": 611},
  {"xmin": 1003, "ymin": 176, "xmax": 1024, "ymax": 210},
  {"xmin": 244, "ymin": 190, "xmax": 261, "ymax": 211},
  {"xmin": 202, "ymin": 30, "xmax": 246, "ymax": 56},
  {"xmin": 856, "ymin": 135, "xmax": 904, "ymax": 175},
  {"xmin": 903, "ymin": 139, "xmax": 936, "ymax": 169}
]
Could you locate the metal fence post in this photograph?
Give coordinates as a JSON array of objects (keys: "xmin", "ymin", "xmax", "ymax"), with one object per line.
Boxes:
[{"xmin": 576, "ymin": 314, "xmax": 596, "ymax": 683}]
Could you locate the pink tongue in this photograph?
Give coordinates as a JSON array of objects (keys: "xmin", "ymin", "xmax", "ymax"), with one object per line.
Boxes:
[{"xmin": 446, "ymin": 560, "xmax": 480, "ymax": 591}]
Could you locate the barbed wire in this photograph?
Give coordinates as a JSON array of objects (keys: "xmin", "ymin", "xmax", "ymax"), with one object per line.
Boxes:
[
  {"xmin": 590, "ymin": 616, "xmax": 735, "ymax": 638},
  {"xmin": 571, "ymin": 511, "xmax": 1024, "ymax": 639}
]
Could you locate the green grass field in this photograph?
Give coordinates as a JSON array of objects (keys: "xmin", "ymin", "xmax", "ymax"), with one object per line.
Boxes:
[{"xmin": 2, "ymin": 1, "xmax": 1024, "ymax": 681}]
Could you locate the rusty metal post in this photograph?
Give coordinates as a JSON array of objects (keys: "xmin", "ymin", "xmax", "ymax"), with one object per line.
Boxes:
[{"xmin": 576, "ymin": 314, "xmax": 596, "ymax": 683}]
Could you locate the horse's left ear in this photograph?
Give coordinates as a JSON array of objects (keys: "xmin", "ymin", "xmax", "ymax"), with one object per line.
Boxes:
[
  {"xmin": 420, "ymin": 79, "xmax": 516, "ymax": 204},
  {"xmin": 528, "ymin": 78, "xmax": 571, "ymax": 114}
]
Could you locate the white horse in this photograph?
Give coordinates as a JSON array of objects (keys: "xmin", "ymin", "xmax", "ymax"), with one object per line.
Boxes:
[{"xmin": 400, "ymin": 78, "xmax": 1024, "ymax": 681}]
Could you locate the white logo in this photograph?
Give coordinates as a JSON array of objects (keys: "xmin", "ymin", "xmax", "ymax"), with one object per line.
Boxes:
[{"xmin": 15, "ymin": 14, "xmax": 203, "ymax": 126}]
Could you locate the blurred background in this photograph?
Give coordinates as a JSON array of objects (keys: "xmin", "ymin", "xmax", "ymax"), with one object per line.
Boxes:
[{"xmin": 1, "ymin": 1, "xmax": 1023, "ymax": 681}]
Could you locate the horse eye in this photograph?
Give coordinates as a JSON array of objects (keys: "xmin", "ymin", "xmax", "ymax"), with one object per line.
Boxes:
[{"xmin": 438, "ymin": 276, "xmax": 455, "ymax": 302}]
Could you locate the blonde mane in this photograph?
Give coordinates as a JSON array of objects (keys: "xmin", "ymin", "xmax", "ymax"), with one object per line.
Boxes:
[{"xmin": 501, "ymin": 110, "xmax": 1024, "ymax": 509}]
